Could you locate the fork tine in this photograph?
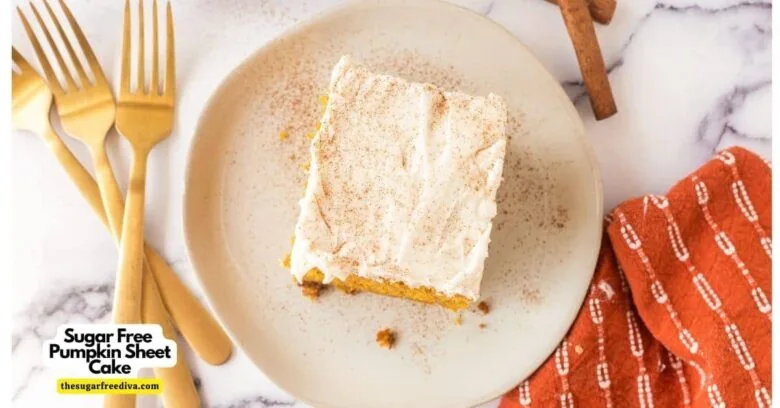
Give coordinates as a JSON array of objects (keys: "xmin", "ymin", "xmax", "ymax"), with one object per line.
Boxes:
[
  {"xmin": 28, "ymin": 2, "xmax": 78, "ymax": 91},
  {"xmin": 12, "ymin": 49, "xmax": 31, "ymax": 89},
  {"xmin": 120, "ymin": 0, "xmax": 131, "ymax": 94},
  {"xmin": 150, "ymin": 0, "xmax": 159, "ymax": 95},
  {"xmin": 12, "ymin": 47, "xmax": 34, "ymax": 73},
  {"xmin": 137, "ymin": 0, "xmax": 145, "ymax": 93},
  {"xmin": 11, "ymin": 65, "xmax": 27, "ymax": 94},
  {"xmin": 17, "ymin": 6, "xmax": 65, "ymax": 95},
  {"xmin": 57, "ymin": 0, "xmax": 108, "ymax": 86},
  {"xmin": 42, "ymin": 0, "xmax": 88, "ymax": 87},
  {"xmin": 11, "ymin": 67, "xmax": 24, "ymax": 89},
  {"xmin": 164, "ymin": 1, "xmax": 175, "ymax": 99}
]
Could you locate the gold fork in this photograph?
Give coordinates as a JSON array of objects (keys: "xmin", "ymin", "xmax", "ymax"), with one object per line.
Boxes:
[
  {"xmin": 12, "ymin": 48, "xmax": 55, "ymax": 148},
  {"xmin": 12, "ymin": 48, "xmax": 198, "ymax": 408},
  {"xmin": 17, "ymin": 0, "xmax": 231, "ymax": 366},
  {"xmin": 113, "ymin": 0, "xmax": 176, "ymax": 336}
]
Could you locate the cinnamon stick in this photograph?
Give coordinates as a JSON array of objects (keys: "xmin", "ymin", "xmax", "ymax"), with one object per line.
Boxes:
[
  {"xmin": 546, "ymin": 0, "xmax": 616, "ymax": 25},
  {"xmin": 558, "ymin": 0, "xmax": 617, "ymax": 120}
]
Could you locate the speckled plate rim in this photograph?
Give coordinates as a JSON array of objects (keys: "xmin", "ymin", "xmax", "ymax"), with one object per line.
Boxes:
[{"xmin": 181, "ymin": 0, "xmax": 604, "ymax": 406}]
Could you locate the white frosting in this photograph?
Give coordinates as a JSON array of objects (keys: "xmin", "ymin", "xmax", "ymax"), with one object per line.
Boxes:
[{"xmin": 290, "ymin": 56, "xmax": 508, "ymax": 300}]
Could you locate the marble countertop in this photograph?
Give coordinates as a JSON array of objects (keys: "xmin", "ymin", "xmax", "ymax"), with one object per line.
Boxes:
[{"xmin": 11, "ymin": 0, "xmax": 771, "ymax": 407}]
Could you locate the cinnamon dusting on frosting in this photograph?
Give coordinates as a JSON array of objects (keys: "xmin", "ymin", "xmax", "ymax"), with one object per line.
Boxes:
[{"xmin": 290, "ymin": 56, "xmax": 508, "ymax": 300}]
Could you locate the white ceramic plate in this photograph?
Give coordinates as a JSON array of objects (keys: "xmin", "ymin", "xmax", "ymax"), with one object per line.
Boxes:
[{"xmin": 183, "ymin": 1, "xmax": 603, "ymax": 407}]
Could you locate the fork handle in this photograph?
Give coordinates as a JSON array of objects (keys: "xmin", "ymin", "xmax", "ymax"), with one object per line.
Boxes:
[
  {"xmin": 144, "ymin": 247, "xmax": 232, "ymax": 364},
  {"xmin": 41, "ymin": 126, "xmax": 107, "ymax": 221},
  {"xmin": 113, "ymin": 150, "xmax": 149, "ymax": 324},
  {"xmin": 90, "ymin": 143, "xmax": 230, "ymax": 364},
  {"xmin": 102, "ymin": 393, "xmax": 137, "ymax": 408},
  {"xmin": 142, "ymin": 263, "xmax": 200, "ymax": 408},
  {"xmin": 39, "ymin": 125, "xmax": 233, "ymax": 364},
  {"xmin": 91, "ymin": 144, "xmax": 127, "ymax": 239}
]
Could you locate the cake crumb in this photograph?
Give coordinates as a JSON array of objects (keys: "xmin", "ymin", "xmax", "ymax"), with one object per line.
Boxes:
[
  {"xmin": 477, "ymin": 301, "xmax": 490, "ymax": 315},
  {"xmin": 376, "ymin": 328, "xmax": 396, "ymax": 349},
  {"xmin": 278, "ymin": 129, "xmax": 289, "ymax": 140},
  {"xmin": 301, "ymin": 281, "xmax": 323, "ymax": 300},
  {"xmin": 575, "ymin": 344, "xmax": 584, "ymax": 355},
  {"xmin": 454, "ymin": 314, "xmax": 463, "ymax": 326},
  {"xmin": 479, "ymin": 323, "xmax": 487, "ymax": 330},
  {"xmin": 280, "ymin": 253, "xmax": 291, "ymax": 269},
  {"xmin": 342, "ymin": 286, "xmax": 360, "ymax": 295}
]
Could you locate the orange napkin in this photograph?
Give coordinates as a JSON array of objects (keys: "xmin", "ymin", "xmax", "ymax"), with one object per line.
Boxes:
[{"xmin": 501, "ymin": 147, "xmax": 772, "ymax": 408}]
